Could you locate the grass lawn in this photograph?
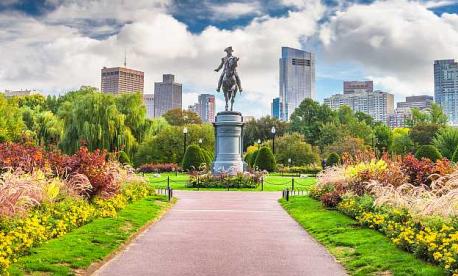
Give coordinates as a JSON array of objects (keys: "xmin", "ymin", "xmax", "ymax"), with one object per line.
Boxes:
[
  {"xmin": 8, "ymin": 195, "xmax": 172, "ymax": 276},
  {"xmin": 145, "ymin": 172, "xmax": 316, "ymax": 191},
  {"xmin": 281, "ymin": 196, "xmax": 445, "ymax": 276}
]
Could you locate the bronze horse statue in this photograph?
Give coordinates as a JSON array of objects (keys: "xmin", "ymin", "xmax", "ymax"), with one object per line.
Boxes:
[{"xmin": 221, "ymin": 56, "xmax": 240, "ymax": 111}]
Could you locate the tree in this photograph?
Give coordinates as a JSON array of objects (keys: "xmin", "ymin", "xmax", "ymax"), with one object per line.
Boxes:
[
  {"xmin": 163, "ymin": 108, "xmax": 202, "ymax": 126},
  {"xmin": 390, "ymin": 128, "xmax": 414, "ymax": 155},
  {"xmin": 317, "ymin": 122, "xmax": 346, "ymax": 151},
  {"xmin": 33, "ymin": 111, "xmax": 63, "ymax": 148},
  {"xmin": 0, "ymin": 94, "xmax": 25, "ymax": 142},
  {"xmin": 58, "ymin": 92, "xmax": 136, "ymax": 155},
  {"xmin": 254, "ymin": 147, "xmax": 276, "ymax": 172},
  {"xmin": 289, "ymin": 99, "xmax": 337, "ymax": 145},
  {"xmin": 432, "ymin": 127, "xmax": 458, "ymax": 160},
  {"xmin": 274, "ymin": 133, "xmax": 320, "ymax": 166},
  {"xmin": 408, "ymin": 103, "xmax": 447, "ymax": 127},
  {"xmin": 324, "ymin": 136, "xmax": 369, "ymax": 157},
  {"xmin": 409, "ymin": 123, "xmax": 441, "ymax": 146},
  {"xmin": 415, "ymin": 145, "xmax": 442, "ymax": 162},
  {"xmin": 355, "ymin": 111, "xmax": 374, "ymax": 126},
  {"xmin": 243, "ymin": 116, "xmax": 288, "ymax": 150},
  {"xmin": 115, "ymin": 93, "xmax": 148, "ymax": 142},
  {"xmin": 182, "ymin": 145, "xmax": 206, "ymax": 171},
  {"xmin": 374, "ymin": 124, "xmax": 392, "ymax": 153},
  {"xmin": 134, "ymin": 124, "xmax": 214, "ymax": 167}
]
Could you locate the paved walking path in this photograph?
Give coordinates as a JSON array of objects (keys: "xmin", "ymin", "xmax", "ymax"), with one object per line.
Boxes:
[{"xmin": 95, "ymin": 191, "xmax": 346, "ymax": 276}]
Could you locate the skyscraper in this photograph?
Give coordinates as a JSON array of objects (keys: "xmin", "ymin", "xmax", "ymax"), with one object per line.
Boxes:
[
  {"xmin": 434, "ymin": 59, "xmax": 458, "ymax": 125},
  {"xmin": 143, "ymin": 94, "xmax": 154, "ymax": 119},
  {"xmin": 197, "ymin": 94, "xmax": 216, "ymax": 123},
  {"xmin": 279, "ymin": 47, "xmax": 315, "ymax": 120},
  {"xmin": 271, "ymin": 97, "xmax": 281, "ymax": 119},
  {"xmin": 324, "ymin": 90, "xmax": 394, "ymax": 122},
  {"xmin": 101, "ymin": 67, "xmax": 144, "ymax": 94},
  {"xmin": 343, "ymin": 81, "xmax": 373, "ymax": 94},
  {"xmin": 153, "ymin": 74, "xmax": 182, "ymax": 118}
]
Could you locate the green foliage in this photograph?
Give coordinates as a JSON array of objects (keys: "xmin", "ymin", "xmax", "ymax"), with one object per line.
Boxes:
[
  {"xmin": 254, "ymin": 146, "xmax": 276, "ymax": 172},
  {"xmin": 182, "ymin": 144, "xmax": 206, "ymax": 171},
  {"xmin": 326, "ymin": 152, "xmax": 340, "ymax": 166},
  {"xmin": 390, "ymin": 128, "xmax": 414, "ymax": 155},
  {"xmin": 114, "ymin": 93, "xmax": 148, "ymax": 142},
  {"xmin": 415, "ymin": 145, "xmax": 442, "ymax": 162},
  {"xmin": 242, "ymin": 116, "xmax": 289, "ymax": 150},
  {"xmin": 374, "ymin": 123, "xmax": 392, "ymax": 153},
  {"xmin": 118, "ymin": 151, "xmax": 131, "ymax": 165},
  {"xmin": 408, "ymin": 103, "xmax": 447, "ymax": 127},
  {"xmin": 289, "ymin": 99, "xmax": 337, "ymax": 146},
  {"xmin": 452, "ymin": 147, "xmax": 458, "ymax": 163},
  {"xmin": 0, "ymin": 94, "xmax": 25, "ymax": 142},
  {"xmin": 274, "ymin": 133, "xmax": 320, "ymax": 166},
  {"xmin": 245, "ymin": 150, "xmax": 259, "ymax": 168},
  {"xmin": 201, "ymin": 148, "xmax": 213, "ymax": 166},
  {"xmin": 432, "ymin": 127, "xmax": 458, "ymax": 160},
  {"xmin": 324, "ymin": 136, "xmax": 368, "ymax": 157},
  {"xmin": 58, "ymin": 91, "xmax": 136, "ymax": 155},
  {"xmin": 409, "ymin": 123, "xmax": 441, "ymax": 146},
  {"xmin": 163, "ymin": 108, "xmax": 202, "ymax": 126},
  {"xmin": 134, "ymin": 124, "xmax": 214, "ymax": 167}
]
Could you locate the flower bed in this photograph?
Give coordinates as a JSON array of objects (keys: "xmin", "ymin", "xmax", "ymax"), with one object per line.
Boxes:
[
  {"xmin": 0, "ymin": 143, "xmax": 156, "ymax": 273},
  {"xmin": 187, "ymin": 171, "xmax": 264, "ymax": 189},
  {"xmin": 309, "ymin": 154, "xmax": 458, "ymax": 274},
  {"xmin": 137, "ymin": 163, "xmax": 181, "ymax": 173}
]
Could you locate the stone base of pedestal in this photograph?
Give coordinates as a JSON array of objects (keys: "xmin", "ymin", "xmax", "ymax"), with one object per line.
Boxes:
[{"xmin": 212, "ymin": 111, "xmax": 245, "ymax": 175}]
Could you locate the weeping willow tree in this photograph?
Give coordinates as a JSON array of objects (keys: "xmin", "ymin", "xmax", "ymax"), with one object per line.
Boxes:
[
  {"xmin": 59, "ymin": 92, "xmax": 136, "ymax": 155},
  {"xmin": 115, "ymin": 93, "xmax": 148, "ymax": 142},
  {"xmin": 0, "ymin": 94, "xmax": 25, "ymax": 142}
]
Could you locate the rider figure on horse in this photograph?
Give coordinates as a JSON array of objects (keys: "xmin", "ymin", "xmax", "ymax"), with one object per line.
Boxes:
[{"xmin": 214, "ymin": 46, "xmax": 243, "ymax": 92}]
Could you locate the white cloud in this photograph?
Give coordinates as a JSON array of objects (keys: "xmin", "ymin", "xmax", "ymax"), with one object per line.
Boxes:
[
  {"xmin": 320, "ymin": 0, "xmax": 458, "ymax": 97},
  {"xmin": 209, "ymin": 2, "xmax": 262, "ymax": 20},
  {"xmin": 0, "ymin": 0, "xmax": 324, "ymax": 117}
]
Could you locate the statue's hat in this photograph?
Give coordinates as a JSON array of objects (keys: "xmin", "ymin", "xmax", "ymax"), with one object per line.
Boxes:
[{"xmin": 224, "ymin": 46, "xmax": 233, "ymax": 53}]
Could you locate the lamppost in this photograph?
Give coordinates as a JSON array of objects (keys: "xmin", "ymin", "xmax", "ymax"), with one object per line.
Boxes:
[
  {"xmin": 183, "ymin": 127, "xmax": 188, "ymax": 155},
  {"xmin": 257, "ymin": 139, "xmax": 261, "ymax": 150},
  {"xmin": 288, "ymin": 158, "xmax": 292, "ymax": 167},
  {"xmin": 271, "ymin": 126, "xmax": 276, "ymax": 154},
  {"xmin": 198, "ymin": 138, "xmax": 203, "ymax": 147}
]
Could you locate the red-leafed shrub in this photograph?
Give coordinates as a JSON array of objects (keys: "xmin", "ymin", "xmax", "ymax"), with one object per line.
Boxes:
[
  {"xmin": 138, "ymin": 163, "xmax": 181, "ymax": 173},
  {"xmin": 320, "ymin": 191, "xmax": 342, "ymax": 208},
  {"xmin": 400, "ymin": 154, "xmax": 454, "ymax": 186},
  {"xmin": 0, "ymin": 143, "xmax": 47, "ymax": 173}
]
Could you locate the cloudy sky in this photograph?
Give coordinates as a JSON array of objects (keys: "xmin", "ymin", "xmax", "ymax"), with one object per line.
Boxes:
[{"xmin": 0, "ymin": 0, "xmax": 457, "ymax": 117}]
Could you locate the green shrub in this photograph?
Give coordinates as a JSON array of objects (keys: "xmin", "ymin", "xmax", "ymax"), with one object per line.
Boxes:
[
  {"xmin": 326, "ymin": 152, "xmax": 340, "ymax": 166},
  {"xmin": 415, "ymin": 145, "xmax": 442, "ymax": 162},
  {"xmin": 201, "ymin": 148, "xmax": 213, "ymax": 166},
  {"xmin": 254, "ymin": 147, "xmax": 276, "ymax": 172},
  {"xmin": 247, "ymin": 150, "xmax": 259, "ymax": 168},
  {"xmin": 118, "ymin": 151, "xmax": 131, "ymax": 165},
  {"xmin": 452, "ymin": 147, "xmax": 458, "ymax": 163},
  {"xmin": 182, "ymin": 145, "xmax": 206, "ymax": 171}
]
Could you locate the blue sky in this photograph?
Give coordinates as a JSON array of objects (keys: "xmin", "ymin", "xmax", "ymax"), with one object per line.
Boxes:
[{"xmin": 0, "ymin": 0, "xmax": 457, "ymax": 117}]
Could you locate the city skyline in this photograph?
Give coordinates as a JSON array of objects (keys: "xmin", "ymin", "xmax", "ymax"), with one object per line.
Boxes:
[{"xmin": 0, "ymin": 1, "xmax": 457, "ymax": 117}]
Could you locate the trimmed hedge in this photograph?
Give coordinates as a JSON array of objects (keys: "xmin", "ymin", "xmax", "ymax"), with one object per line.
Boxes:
[
  {"xmin": 415, "ymin": 145, "xmax": 442, "ymax": 162},
  {"xmin": 182, "ymin": 145, "xmax": 206, "ymax": 171},
  {"xmin": 326, "ymin": 152, "xmax": 340, "ymax": 167},
  {"xmin": 254, "ymin": 147, "xmax": 276, "ymax": 172}
]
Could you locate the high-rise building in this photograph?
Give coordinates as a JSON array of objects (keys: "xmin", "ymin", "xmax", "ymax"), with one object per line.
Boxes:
[
  {"xmin": 143, "ymin": 94, "xmax": 154, "ymax": 119},
  {"xmin": 387, "ymin": 95, "xmax": 434, "ymax": 128},
  {"xmin": 343, "ymin": 81, "xmax": 373, "ymax": 94},
  {"xmin": 101, "ymin": 67, "xmax": 144, "ymax": 94},
  {"xmin": 397, "ymin": 95, "xmax": 433, "ymax": 111},
  {"xmin": 153, "ymin": 74, "xmax": 182, "ymax": 118},
  {"xmin": 197, "ymin": 94, "xmax": 215, "ymax": 123},
  {"xmin": 434, "ymin": 59, "xmax": 458, "ymax": 125},
  {"xmin": 279, "ymin": 47, "xmax": 315, "ymax": 120},
  {"xmin": 271, "ymin": 97, "xmax": 281, "ymax": 119},
  {"xmin": 324, "ymin": 90, "xmax": 394, "ymax": 122},
  {"xmin": 3, "ymin": 89, "xmax": 41, "ymax": 97}
]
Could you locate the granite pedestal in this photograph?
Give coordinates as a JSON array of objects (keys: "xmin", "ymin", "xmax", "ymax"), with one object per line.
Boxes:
[{"xmin": 212, "ymin": 111, "xmax": 246, "ymax": 175}]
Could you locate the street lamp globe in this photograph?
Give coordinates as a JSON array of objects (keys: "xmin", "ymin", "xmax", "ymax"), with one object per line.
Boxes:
[
  {"xmin": 183, "ymin": 127, "xmax": 188, "ymax": 134},
  {"xmin": 271, "ymin": 126, "xmax": 276, "ymax": 134},
  {"xmin": 198, "ymin": 138, "xmax": 203, "ymax": 144},
  {"xmin": 257, "ymin": 139, "xmax": 261, "ymax": 144}
]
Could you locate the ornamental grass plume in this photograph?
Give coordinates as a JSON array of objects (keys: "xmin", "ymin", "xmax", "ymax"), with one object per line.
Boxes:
[
  {"xmin": 0, "ymin": 170, "xmax": 43, "ymax": 217},
  {"xmin": 367, "ymin": 178, "xmax": 458, "ymax": 218}
]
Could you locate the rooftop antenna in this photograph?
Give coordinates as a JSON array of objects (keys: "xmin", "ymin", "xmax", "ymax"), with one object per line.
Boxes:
[{"xmin": 123, "ymin": 48, "xmax": 127, "ymax": 67}]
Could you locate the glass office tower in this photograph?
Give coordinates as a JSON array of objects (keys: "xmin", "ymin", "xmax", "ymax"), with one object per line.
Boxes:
[{"xmin": 434, "ymin": 59, "xmax": 458, "ymax": 125}]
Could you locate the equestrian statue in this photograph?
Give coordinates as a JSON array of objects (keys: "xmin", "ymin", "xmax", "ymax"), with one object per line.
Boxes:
[{"xmin": 214, "ymin": 46, "xmax": 243, "ymax": 111}]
